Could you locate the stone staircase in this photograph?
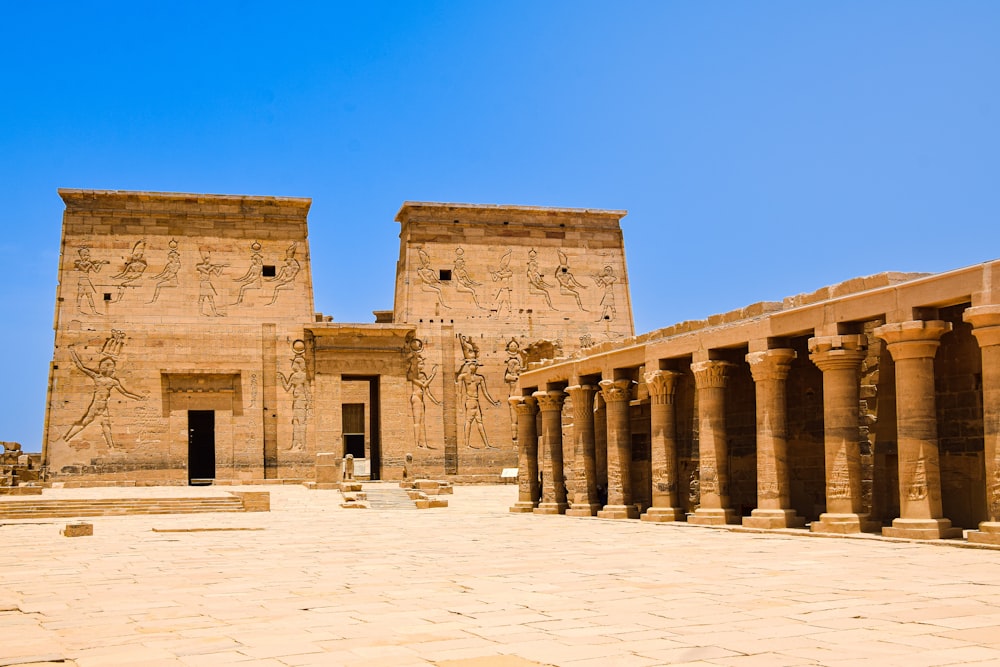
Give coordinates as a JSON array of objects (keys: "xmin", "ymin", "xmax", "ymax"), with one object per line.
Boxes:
[
  {"xmin": 0, "ymin": 495, "xmax": 250, "ymax": 520},
  {"xmin": 362, "ymin": 483, "xmax": 416, "ymax": 510}
]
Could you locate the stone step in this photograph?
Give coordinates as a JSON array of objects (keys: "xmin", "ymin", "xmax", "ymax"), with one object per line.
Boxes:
[
  {"xmin": 362, "ymin": 484, "xmax": 417, "ymax": 510},
  {"xmin": 0, "ymin": 496, "xmax": 246, "ymax": 520}
]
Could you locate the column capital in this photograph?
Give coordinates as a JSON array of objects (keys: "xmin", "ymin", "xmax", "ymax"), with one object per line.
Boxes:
[
  {"xmin": 746, "ymin": 348, "xmax": 796, "ymax": 383},
  {"xmin": 598, "ymin": 378, "xmax": 633, "ymax": 403},
  {"xmin": 874, "ymin": 320, "xmax": 951, "ymax": 361},
  {"xmin": 565, "ymin": 384, "xmax": 599, "ymax": 401},
  {"xmin": 965, "ymin": 305, "xmax": 1000, "ymax": 348},
  {"xmin": 691, "ymin": 360, "xmax": 733, "ymax": 389},
  {"xmin": 509, "ymin": 395, "xmax": 537, "ymax": 416},
  {"xmin": 808, "ymin": 334, "xmax": 867, "ymax": 372},
  {"xmin": 643, "ymin": 370, "xmax": 681, "ymax": 405},
  {"xmin": 532, "ymin": 389, "xmax": 566, "ymax": 412}
]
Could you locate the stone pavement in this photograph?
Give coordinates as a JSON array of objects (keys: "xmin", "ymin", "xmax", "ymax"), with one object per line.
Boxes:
[{"xmin": 2, "ymin": 485, "xmax": 1000, "ymax": 667}]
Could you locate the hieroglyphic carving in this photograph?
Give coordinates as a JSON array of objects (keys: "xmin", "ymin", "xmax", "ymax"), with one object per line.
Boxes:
[
  {"xmin": 489, "ymin": 249, "xmax": 513, "ymax": 317},
  {"xmin": 73, "ymin": 247, "xmax": 109, "ymax": 314},
  {"xmin": 593, "ymin": 265, "xmax": 618, "ymax": 322},
  {"xmin": 277, "ymin": 339, "xmax": 310, "ymax": 452},
  {"xmin": 63, "ymin": 330, "xmax": 145, "ymax": 449},
  {"xmin": 266, "ymin": 242, "xmax": 301, "ymax": 306},
  {"xmin": 526, "ymin": 248, "xmax": 555, "ymax": 310},
  {"xmin": 416, "ymin": 248, "xmax": 449, "ymax": 308},
  {"xmin": 458, "ymin": 359, "xmax": 500, "ymax": 449},
  {"xmin": 453, "ymin": 247, "xmax": 486, "ymax": 309},
  {"xmin": 112, "ymin": 240, "xmax": 148, "ymax": 302},
  {"xmin": 404, "ymin": 332, "xmax": 441, "ymax": 449},
  {"xmin": 457, "ymin": 333, "xmax": 480, "ymax": 377},
  {"xmin": 196, "ymin": 250, "xmax": 227, "ymax": 317},
  {"xmin": 148, "ymin": 239, "xmax": 181, "ymax": 304},
  {"xmin": 907, "ymin": 457, "xmax": 929, "ymax": 501},
  {"xmin": 232, "ymin": 241, "xmax": 264, "ymax": 305},
  {"xmin": 828, "ymin": 448, "xmax": 852, "ymax": 499},
  {"xmin": 249, "ymin": 373, "xmax": 258, "ymax": 409},
  {"xmin": 503, "ymin": 338, "xmax": 526, "ymax": 441},
  {"xmin": 555, "ymin": 250, "xmax": 587, "ymax": 311},
  {"xmin": 990, "ymin": 464, "xmax": 1000, "ymax": 521}
]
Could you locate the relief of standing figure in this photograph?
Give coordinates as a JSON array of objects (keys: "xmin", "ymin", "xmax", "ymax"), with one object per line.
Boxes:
[
  {"xmin": 405, "ymin": 334, "xmax": 441, "ymax": 449},
  {"xmin": 489, "ymin": 249, "xmax": 513, "ymax": 317},
  {"xmin": 196, "ymin": 251, "xmax": 227, "ymax": 317},
  {"xmin": 278, "ymin": 340, "xmax": 310, "ymax": 452},
  {"xmin": 458, "ymin": 359, "xmax": 500, "ymax": 449},
  {"xmin": 503, "ymin": 338, "xmax": 525, "ymax": 443},
  {"xmin": 74, "ymin": 247, "xmax": 109, "ymax": 314},
  {"xmin": 593, "ymin": 265, "xmax": 618, "ymax": 322}
]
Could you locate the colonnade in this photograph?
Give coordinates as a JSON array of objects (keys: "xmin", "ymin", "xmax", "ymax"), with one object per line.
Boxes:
[{"xmin": 512, "ymin": 316, "xmax": 1000, "ymax": 544}]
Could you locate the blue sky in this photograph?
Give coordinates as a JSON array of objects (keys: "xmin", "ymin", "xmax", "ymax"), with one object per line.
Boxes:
[{"xmin": 3, "ymin": 1, "xmax": 999, "ymax": 450}]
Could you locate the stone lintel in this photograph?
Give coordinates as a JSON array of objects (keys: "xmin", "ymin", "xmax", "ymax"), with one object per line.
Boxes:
[
  {"xmin": 882, "ymin": 518, "xmax": 963, "ymax": 540},
  {"xmin": 742, "ymin": 509, "xmax": 806, "ymax": 529}
]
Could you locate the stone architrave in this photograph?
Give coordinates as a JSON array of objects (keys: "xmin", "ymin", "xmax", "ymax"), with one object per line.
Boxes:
[
  {"xmin": 565, "ymin": 384, "xmax": 602, "ymax": 516},
  {"xmin": 965, "ymin": 306, "xmax": 1000, "ymax": 545},
  {"xmin": 508, "ymin": 396, "xmax": 539, "ymax": 513},
  {"xmin": 808, "ymin": 335, "xmax": 879, "ymax": 534},
  {"xmin": 640, "ymin": 370, "xmax": 685, "ymax": 522},
  {"xmin": 743, "ymin": 349, "xmax": 806, "ymax": 529},
  {"xmin": 596, "ymin": 378, "xmax": 639, "ymax": 519},
  {"xmin": 534, "ymin": 389, "xmax": 568, "ymax": 515},
  {"xmin": 875, "ymin": 320, "xmax": 962, "ymax": 539},
  {"xmin": 688, "ymin": 360, "xmax": 739, "ymax": 525}
]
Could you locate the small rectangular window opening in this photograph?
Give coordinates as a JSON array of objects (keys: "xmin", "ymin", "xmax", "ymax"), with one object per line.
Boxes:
[
  {"xmin": 103, "ymin": 293, "xmax": 112, "ymax": 301},
  {"xmin": 439, "ymin": 269, "xmax": 452, "ymax": 281},
  {"xmin": 262, "ymin": 265, "xmax": 276, "ymax": 277}
]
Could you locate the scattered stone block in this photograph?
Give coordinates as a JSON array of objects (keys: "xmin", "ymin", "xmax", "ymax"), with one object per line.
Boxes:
[
  {"xmin": 62, "ymin": 522, "xmax": 93, "ymax": 537},
  {"xmin": 229, "ymin": 491, "xmax": 270, "ymax": 512}
]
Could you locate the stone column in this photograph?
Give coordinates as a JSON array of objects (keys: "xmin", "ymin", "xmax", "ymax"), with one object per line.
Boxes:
[
  {"xmin": 594, "ymin": 392, "xmax": 608, "ymax": 500},
  {"xmin": 565, "ymin": 384, "xmax": 602, "ymax": 516},
  {"xmin": 597, "ymin": 378, "xmax": 639, "ymax": 519},
  {"xmin": 534, "ymin": 390, "xmax": 568, "ymax": 514},
  {"xmin": 742, "ymin": 349, "xmax": 806, "ymax": 529},
  {"xmin": 508, "ymin": 396, "xmax": 539, "ymax": 513},
  {"xmin": 875, "ymin": 320, "xmax": 962, "ymax": 539},
  {"xmin": 808, "ymin": 335, "xmax": 878, "ymax": 533},
  {"xmin": 965, "ymin": 306, "xmax": 1000, "ymax": 545},
  {"xmin": 641, "ymin": 370, "xmax": 685, "ymax": 522},
  {"xmin": 688, "ymin": 361, "xmax": 738, "ymax": 525}
]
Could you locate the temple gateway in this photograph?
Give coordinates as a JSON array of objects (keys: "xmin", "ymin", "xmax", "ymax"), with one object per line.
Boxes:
[{"xmin": 43, "ymin": 189, "xmax": 1000, "ymax": 545}]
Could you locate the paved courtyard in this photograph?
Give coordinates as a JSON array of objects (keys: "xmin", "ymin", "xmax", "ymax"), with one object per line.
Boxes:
[{"xmin": 2, "ymin": 484, "xmax": 1000, "ymax": 667}]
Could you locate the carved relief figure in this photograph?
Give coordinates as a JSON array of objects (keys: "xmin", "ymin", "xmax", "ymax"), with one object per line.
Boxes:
[
  {"xmin": 828, "ymin": 448, "xmax": 852, "ymax": 499},
  {"xmin": 266, "ymin": 242, "xmax": 301, "ymax": 306},
  {"xmin": 453, "ymin": 247, "xmax": 486, "ymax": 309},
  {"xmin": 457, "ymin": 333, "xmax": 480, "ymax": 377},
  {"xmin": 404, "ymin": 333, "xmax": 441, "ymax": 449},
  {"xmin": 416, "ymin": 248, "xmax": 449, "ymax": 308},
  {"xmin": 488, "ymin": 248, "xmax": 514, "ymax": 317},
  {"xmin": 458, "ymin": 359, "xmax": 500, "ymax": 449},
  {"xmin": 112, "ymin": 240, "xmax": 148, "ymax": 302},
  {"xmin": 63, "ymin": 330, "xmax": 144, "ymax": 449},
  {"xmin": 593, "ymin": 265, "xmax": 618, "ymax": 321},
  {"xmin": 196, "ymin": 250, "xmax": 227, "ymax": 317},
  {"xmin": 555, "ymin": 250, "xmax": 587, "ymax": 311},
  {"xmin": 908, "ymin": 457, "xmax": 929, "ymax": 501},
  {"xmin": 148, "ymin": 239, "xmax": 181, "ymax": 304},
  {"xmin": 278, "ymin": 339, "xmax": 310, "ymax": 452},
  {"xmin": 232, "ymin": 241, "xmax": 264, "ymax": 305},
  {"xmin": 73, "ymin": 247, "xmax": 109, "ymax": 314},
  {"xmin": 526, "ymin": 248, "xmax": 556, "ymax": 309},
  {"xmin": 503, "ymin": 338, "xmax": 525, "ymax": 442}
]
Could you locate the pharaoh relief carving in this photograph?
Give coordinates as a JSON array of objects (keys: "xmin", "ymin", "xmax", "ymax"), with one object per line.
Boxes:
[
  {"xmin": 232, "ymin": 241, "xmax": 264, "ymax": 306},
  {"xmin": 278, "ymin": 339, "xmax": 310, "ymax": 452},
  {"xmin": 148, "ymin": 239, "xmax": 181, "ymax": 304},
  {"xmin": 526, "ymin": 248, "xmax": 556, "ymax": 310},
  {"xmin": 111, "ymin": 240, "xmax": 148, "ymax": 303},
  {"xmin": 73, "ymin": 246, "xmax": 110, "ymax": 314},
  {"xmin": 266, "ymin": 242, "xmax": 301, "ymax": 306},
  {"xmin": 489, "ymin": 249, "xmax": 514, "ymax": 317},
  {"xmin": 458, "ymin": 357, "xmax": 500, "ymax": 449},
  {"xmin": 555, "ymin": 250, "xmax": 587, "ymax": 311},
  {"xmin": 502, "ymin": 338, "xmax": 526, "ymax": 442},
  {"xmin": 453, "ymin": 247, "xmax": 486, "ymax": 309},
  {"xmin": 593, "ymin": 265, "xmax": 618, "ymax": 322},
  {"xmin": 415, "ymin": 248, "xmax": 449, "ymax": 309},
  {"xmin": 63, "ymin": 330, "xmax": 145, "ymax": 450},
  {"xmin": 404, "ymin": 332, "xmax": 441, "ymax": 450},
  {"xmin": 196, "ymin": 250, "xmax": 227, "ymax": 317}
]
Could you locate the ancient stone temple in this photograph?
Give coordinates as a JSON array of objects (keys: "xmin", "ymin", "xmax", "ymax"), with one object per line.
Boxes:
[
  {"xmin": 43, "ymin": 190, "xmax": 632, "ymax": 484},
  {"xmin": 513, "ymin": 262, "xmax": 1000, "ymax": 545}
]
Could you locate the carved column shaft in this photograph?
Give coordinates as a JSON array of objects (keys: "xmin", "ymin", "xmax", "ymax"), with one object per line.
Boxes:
[
  {"xmin": 565, "ymin": 384, "xmax": 601, "ymax": 516},
  {"xmin": 965, "ymin": 306, "xmax": 1000, "ymax": 543},
  {"xmin": 688, "ymin": 360, "xmax": 737, "ymax": 525},
  {"xmin": 509, "ymin": 396, "xmax": 539, "ymax": 513},
  {"xmin": 875, "ymin": 320, "xmax": 961, "ymax": 539},
  {"xmin": 594, "ymin": 393, "xmax": 608, "ymax": 495},
  {"xmin": 641, "ymin": 371, "xmax": 684, "ymax": 522},
  {"xmin": 597, "ymin": 378, "xmax": 638, "ymax": 519},
  {"xmin": 534, "ymin": 390, "xmax": 568, "ymax": 514}
]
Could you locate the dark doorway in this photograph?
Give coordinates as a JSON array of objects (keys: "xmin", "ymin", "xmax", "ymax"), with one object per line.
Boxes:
[
  {"xmin": 342, "ymin": 376, "xmax": 382, "ymax": 480},
  {"xmin": 188, "ymin": 410, "xmax": 215, "ymax": 484},
  {"xmin": 343, "ymin": 403, "xmax": 366, "ymax": 458}
]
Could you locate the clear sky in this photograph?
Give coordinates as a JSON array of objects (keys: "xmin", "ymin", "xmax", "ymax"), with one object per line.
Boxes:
[{"xmin": 3, "ymin": 1, "xmax": 1000, "ymax": 451}]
